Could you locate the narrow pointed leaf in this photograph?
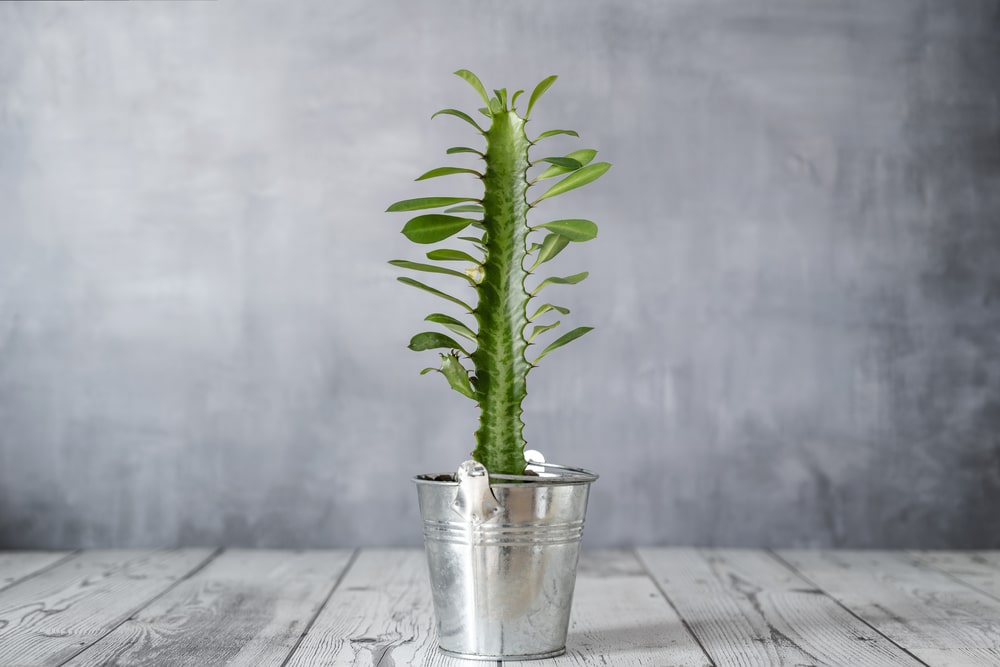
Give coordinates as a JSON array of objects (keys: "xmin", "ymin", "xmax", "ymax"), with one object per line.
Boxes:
[
  {"xmin": 441, "ymin": 353, "xmax": 476, "ymax": 399},
  {"xmin": 525, "ymin": 75, "xmax": 557, "ymax": 119},
  {"xmin": 529, "ymin": 303, "xmax": 570, "ymax": 320},
  {"xmin": 387, "ymin": 196, "xmax": 478, "ymax": 212},
  {"xmin": 494, "ymin": 88, "xmax": 507, "ymax": 109},
  {"xmin": 537, "ymin": 157, "xmax": 582, "ymax": 170},
  {"xmin": 535, "ymin": 149, "xmax": 598, "ymax": 180},
  {"xmin": 569, "ymin": 148, "xmax": 598, "ymax": 163},
  {"xmin": 533, "ymin": 129, "xmax": 579, "ymax": 141},
  {"xmin": 401, "ymin": 214, "xmax": 475, "ymax": 244},
  {"xmin": 454, "ymin": 69, "xmax": 491, "ymax": 107},
  {"xmin": 532, "ymin": 326, "xmax": 593, "ymax": 364},
  {"xmin": 488, "ymin": 97, "xmax": 503, "ymax": 115},
  {"xmin": 532, "ymin": 271, "xmax": 589, "ymax": 295},
  {"xmin": 409, "ymin": 331, "xmax": 468, "ymax": 355},
  {"xmin": 446, "ymin": 146, "xmax": 484, "ymax": 156},
  {"xmin": 432, "ymin": 108, "xmax": 484, "ymax": 132},
  {"xmin": 397, "ymin": 277, "xmax": 473, "ymax": 311},
  {"xmin": 478, "ymin": 107, "xmax": 492, "ymax": 118},
  {"xmin": 510, "ymin": 89, "xmax": 524, "ymax": 108},
  {"xmin": 416, "ymin": 167, "xmax": 482, "ymax": 181},
  {"xmin": 528, "ymin": 320, "xmax": 561, "ymax": 343},
  {"xmin": 530, "ymin": 233, "xmax": 570, "ymax": 268},
  {"xmin": 533, "ymin": 163, "xmax": 611, "ymax": 204},
  {"xmin": 457, "ymin": 235, "xmax": 484, "ymax": 246},
  {"xmin": 388, "ymin": 260, "xmax": 474, "ymax": 283},
  {"xmin": 426, "ymin": 313, "xmax": 477, "ymax": 342},
  {"xmin": 426, "ymin": 249, "xmax": 480, "ymax": 263},
  {"xmin": 444, "ymin": 204, "xmax": 485, "ymax": 214},
  {"xmin": 533, "ymin": 219, "xmax": 598, "ymax": 242},
  {"xmin": 419, "ymin": 367, "xmax": 436, "ymax": 375}
]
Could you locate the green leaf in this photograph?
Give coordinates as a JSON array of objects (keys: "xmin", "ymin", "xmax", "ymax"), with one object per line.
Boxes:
[
  {"xmin": 387, "ymin": 196, "xmax": 478, "ymax": 212},
  {"xmin": 532, "ymin": 271, "xmax": 589, "ymax": 295},
  {"xmin": 494, "ymin": 88, "xmax": 507, "ymax": 109},
  {"xmin": 529, "ymin": 303, "xmax": 570, "ymax": 320},
  {"xmin": 530, "ymin": 233, "xmax": 570, "ymax": 269},
  {"xmin": 441, "ymin": 352, "xmax": 476, "ymax": 399},
  {"xmin": 533, "ymin": 219, "xmax": 598, "ymax": 242},
  {"xmin": 532, "ymin": 162, "xmax": 611, "ymax": 204},
  {"xmin": 533, "ymin": 129, "xmax": 579, "ymax": 141},
  {"xmin": 432, "ymin": 108, "xmax": 484, "ymax": 133},
  {"xmin": 388, "ymin": 260, "xmax": 473, "ymax": 284},
  {"xmin": 427, "ymin": 249, "xmax": 480, "ymax": 263},
  {"xmin": 526, "ymin": 74, "xmax": 557, "ymax": 119},
  {"xmin": 426, "ymin": 313, "xmax": 477, "ymax": 342},
  {"xmin": 510, "ymin": 89, "xmax": 524, "ymax": 108},
  {"xmin": 488, "ymin": 97, "xmax": 502, "ymax": 115},
  {"xmin": 532, "ymin": 326, "xmax": 593, "ymax": 364},
  {"xmin": 416, "ymin": 167, "xmax": 482, "ymax": 181},
  {"xmin": 419, "ymin": 367, "xmax": 437, "ymax": 375},
  {"xmin": 568, "ymin": 148, "xmax": 598, "ymax": 163},
  {"xmin": 409, "ymin": 331, "xmax": 468, "ymax": 355},
  {"xmin": 535, "ymin": 149, "xmax": 598, "ymax": 180},
  {"xmin": 478, "ymin": 107, "xmax": 492, "ymax": 118},
  {"xmin": 401, "ymin": 214, "xmax": 475, "ymax": 244},
  {"xmin": 454, "ymin": 69, "xmax": 491, "ymax": 107},
  {"xmin": 457, "ymin": 235, "xmax": 484, "ymax": 246},
  {"xmin": 397, "ymin": 277, "xmax": 473, "ymax": 311},
  {"xmin": 537, "ymin": 156, "xmax": 582, "ymax": 170},
  {"xmin": 446, "ymin": 146, "xmax": 484, "ymax": 156},
  {"xmin": 443, "ymin": 204, "xmax": 485, "ymax": 214},
  {"xmin": 528, "ymin": 320, "xmax": 560, "ymax": 342}
]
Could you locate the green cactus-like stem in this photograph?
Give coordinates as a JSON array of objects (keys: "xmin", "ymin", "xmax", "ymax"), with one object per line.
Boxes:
[{"xmin": 471, "ymin": 110, "xmax": 532, "ymax": 476}]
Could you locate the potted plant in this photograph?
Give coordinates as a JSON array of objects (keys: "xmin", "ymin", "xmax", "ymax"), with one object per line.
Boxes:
[{"xmin": 388, "ymin": 69, "xmax": 610, "ymax": 661}]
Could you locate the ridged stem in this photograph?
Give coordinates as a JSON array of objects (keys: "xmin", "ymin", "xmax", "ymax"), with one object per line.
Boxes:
[{"xmin": 471, "ymin": 110, "xmax": 532, "ymax": 476}]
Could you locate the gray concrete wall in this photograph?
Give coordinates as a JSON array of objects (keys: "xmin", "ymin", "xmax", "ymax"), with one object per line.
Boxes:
[{"xmin": 0, "ymin": 0, "xmax": 997, "ymax": 549}]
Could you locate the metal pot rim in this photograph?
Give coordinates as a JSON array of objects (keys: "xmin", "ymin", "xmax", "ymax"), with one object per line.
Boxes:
[{"xmin": 413, "ymin": 461, "xmax": 598, "ymax": 487}]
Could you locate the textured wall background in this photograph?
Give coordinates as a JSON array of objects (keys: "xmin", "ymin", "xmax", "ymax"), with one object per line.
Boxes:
[{"xmin": 0, "ymin": 1, "xmax": 998, "ymax": 549}]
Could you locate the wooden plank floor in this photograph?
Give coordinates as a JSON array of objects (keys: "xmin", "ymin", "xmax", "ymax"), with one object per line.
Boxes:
[{"xmin": 0, "ymin": 549, "xmax": 996, "ymax": 666}]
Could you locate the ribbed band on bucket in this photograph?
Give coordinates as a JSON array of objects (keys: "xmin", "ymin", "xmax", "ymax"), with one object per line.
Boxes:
[{"xmin": 422, "ymin": 519, "xmax": 585, "ymax": 546}]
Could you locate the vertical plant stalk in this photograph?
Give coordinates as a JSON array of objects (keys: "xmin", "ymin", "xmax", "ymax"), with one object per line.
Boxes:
[
  {"xmin": 389, "ymin": 71, "xmax": 609, "ymax": 478},
  {"xmin": 471, "ymin": 110, "xmax": 532, "ymax": 476}
]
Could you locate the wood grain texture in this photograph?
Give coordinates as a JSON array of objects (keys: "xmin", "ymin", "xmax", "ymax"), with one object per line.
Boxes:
[
  {"xmin": 64, "ymin": 549, "xmax": 353, "ymax": 667},
  {"xmin": 0, "ymin": 552, "xmax": 74, "ymax": 593},
  {"xmin": 913, "ymin": 551, "xmax": 1000, "ymax": 600},
  {"xmin": 779, "ymin": 550, "xmax": 1000, "ymax": 666},
  {"xmin": 639, "ymin": 548, "xmax": 923, "ymax": 666},
  {"xmin": 2, "ymin": 548, "xmax": 999, "ymax": 665},
  {"xmin": 574, "ymin": 549, "xmax": 647, "ymax": 578},
  {"xmin": 520, "ymin": 550, "xmax": 711, "ymax": 667},
  {"xmin": 0, "ymin": 549, "xmax": 215, "ymax": 667},
  {"xmin": 284, "ymin": 548, "xmax": 475, "ymax": 667}
]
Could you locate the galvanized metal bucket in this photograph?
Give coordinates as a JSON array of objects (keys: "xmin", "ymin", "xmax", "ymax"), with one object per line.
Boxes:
[{"xmin": 413, "ymin": 456, "xmax": 598, "ymax": 661}]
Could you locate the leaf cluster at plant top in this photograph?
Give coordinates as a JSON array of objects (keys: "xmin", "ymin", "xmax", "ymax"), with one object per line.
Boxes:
[{"xmin": 388, "ymin": 70, "xmax": 611, "ymax": 477}]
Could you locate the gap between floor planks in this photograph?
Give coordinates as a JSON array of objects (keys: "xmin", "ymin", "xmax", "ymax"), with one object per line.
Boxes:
[
  {"xmin": 0, "ymin": 549, "xmax": 220, "ymax": 666},
  {"xmin": 639, "ymin": 548, "xmax": 926, "ymax": 667},
  {"xmin": 775, "ymin": 549, "xmax": 1000, "ymax": 667},
  {"xmin": 0, "ymin": 551, "xmax": 80, "ymax": 594},
  {"xmin": 66, "ymin": 549, "xmax": 356, "ymax": 667}
]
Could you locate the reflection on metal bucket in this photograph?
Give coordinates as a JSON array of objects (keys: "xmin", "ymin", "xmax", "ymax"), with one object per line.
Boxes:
[{"xmin": 414, "ymin": 459, "xmax": 598, "ymax": 661}]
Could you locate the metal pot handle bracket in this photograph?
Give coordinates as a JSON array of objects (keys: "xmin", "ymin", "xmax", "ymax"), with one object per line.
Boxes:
[
  {"xmin": 451, "ymin": 460, "xmax": 503, "ymax": 524},
  {"xmin": 450, "ymin": 451, "xmax": 599, "ymax": 524}
]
